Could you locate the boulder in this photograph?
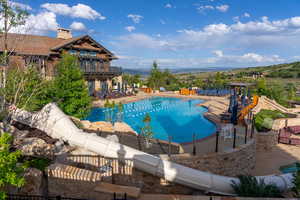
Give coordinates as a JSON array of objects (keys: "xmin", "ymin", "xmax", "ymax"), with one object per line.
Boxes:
[
  {"xmin": 89, "ymin": 121, "xmax": 114, "ymax": 132},
  {"xmin": 113, "ymin": 122, "xmax": 137, "ymax": 135},
  {"xmin": 17, "ymin": 137, "xmax": 54, "ymax": 158},
  {"xmin": 53, "ymin": 140, "xmax": 72, "ymax": 155},
  {"xmin": 19, "ymin": 168, "xmax": 43, "ymax": 195},
  {"xmin": 81, "ymin": 120, "xmax": 91, "ymax": 129}
]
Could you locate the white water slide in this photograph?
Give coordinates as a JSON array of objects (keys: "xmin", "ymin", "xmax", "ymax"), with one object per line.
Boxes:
[{"xmin": 11, "ymin": 103, "xmax": 294, "ymax": 195}]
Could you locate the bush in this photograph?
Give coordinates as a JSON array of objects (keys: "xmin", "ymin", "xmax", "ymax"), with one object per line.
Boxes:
[
  {"xmin": 0, "ymin": 66, "xmax": 52, "ymax": 112},
  {"xmin": 0, "ymin": 133, "xmax": 26, "ymax": 199},
  {"xmin": 231, "ymin": 175, "xmax": 282, "ymax": 197},
  {"xmin": 293, "ymin": 169, "xmax": 300, "ymax": 197},
  {"xmin": 254, "ymin": 109, "xmax": 289, "ymax": 132},
  {"xmin": 24, "ymin": 158, "xmax": 51, "ymax": 171}
]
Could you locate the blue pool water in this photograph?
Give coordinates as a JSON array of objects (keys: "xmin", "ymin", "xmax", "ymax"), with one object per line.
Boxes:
[{"xmin": 85, "ymin": 97, "xmax": 217, "ymax": 143}]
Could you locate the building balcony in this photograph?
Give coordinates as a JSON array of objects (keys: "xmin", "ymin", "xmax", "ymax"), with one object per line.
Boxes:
[{"xmin": 82, "ymin": 66, "xmax": 122, "ymax": 78}]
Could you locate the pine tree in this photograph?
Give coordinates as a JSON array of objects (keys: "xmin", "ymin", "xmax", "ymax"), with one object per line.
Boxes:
[{"xmin": 53, "ymin": 53, "xmax": 91, "ymax": 119}]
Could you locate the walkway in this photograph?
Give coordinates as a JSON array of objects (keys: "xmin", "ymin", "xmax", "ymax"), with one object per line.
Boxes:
[{"xmin": 253, "ymin": 143, "xmax": 300, "ymax": 176}]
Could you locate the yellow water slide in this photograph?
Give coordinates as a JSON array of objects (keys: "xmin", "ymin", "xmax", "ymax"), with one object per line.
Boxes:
[{"xmin": 238, "ymin": 95, "xmax": 259, "ymax": 124}]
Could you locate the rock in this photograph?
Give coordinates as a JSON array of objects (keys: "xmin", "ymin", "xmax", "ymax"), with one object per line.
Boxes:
[
  {"xmin": 53, "ymin": 140, "xmax": 72, "ymax": 155},
  {"xmin": 81, "ymin": 120, "xmax": 91, "ymax": 129},
  {"xmin": 106, "ymin": 135, "xmax": 119, "ymax": 143},
  {"xmin": 19, "ymin": 168, "xmax": 43, "ymax": 195},
  {"xmin": 113, "ymin": 122, "xmax": 137, "ymax": 135},
  {"xmin": 90, "ymin": 121, "xmax": 114, "ymax": 132},
  {"xmin": 17, "ymin": 137, "xmax": 54, "ymax": 158},
  {"xmin": 12, "ymin": 129, "xmax": 29, "ymax": 139}
]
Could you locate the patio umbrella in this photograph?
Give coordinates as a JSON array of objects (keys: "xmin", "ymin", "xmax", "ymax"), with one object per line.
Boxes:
[
  {"xmin": 247, "ymin": 88, "xmax": 251, "ymax": 98},
  {"xmin": 117, "ymin": 82, "xmax": 121, "ymax": 92},
  {"xmin": 105, "ymin": 82, "xmax": 109, "ymax": 93},
  {"xmin": 230, "ymin": 103, "xmax": 238, "ymax": 125},
  {"xmin": 125, "ymin": 83, "xmax": 128, "ymax": 93},
  {"xmin": 228, "ymin": 95, "xmax": 234, "ymax": 113},
  {"xmin": 241, "ymin": 94, "xmax": 246, "ymax": 107},
  {"xmin": 121, "ymin": 83, "xmax": 124, "ymax": 93}
]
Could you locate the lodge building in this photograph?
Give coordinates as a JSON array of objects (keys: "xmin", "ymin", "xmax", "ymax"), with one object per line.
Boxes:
[{"xmin": 0, "ymin": 28, "xmax": 122, "ymax": 95}]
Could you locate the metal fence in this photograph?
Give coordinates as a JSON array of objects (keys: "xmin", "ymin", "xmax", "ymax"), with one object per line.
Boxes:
[{"xmin": 6, "ymin": 194, "xmax": 87, "ymax": 200}]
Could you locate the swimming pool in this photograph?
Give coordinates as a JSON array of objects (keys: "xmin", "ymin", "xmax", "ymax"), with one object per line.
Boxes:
[{"xmin": 85, "ymin": 97, "xmax": 217, "ymax": 143}]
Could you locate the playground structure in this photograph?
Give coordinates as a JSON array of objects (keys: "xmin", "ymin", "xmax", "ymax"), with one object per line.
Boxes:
[
  {"xmin": 238, "ymin": 95, "xmax": 259, "ymax": 124},
  {"xmin": 11, "ymin": 103, "xmax": 294, "ymax": 196}
]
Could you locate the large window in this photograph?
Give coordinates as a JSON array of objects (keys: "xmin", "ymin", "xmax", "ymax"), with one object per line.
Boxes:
[
  {"xmin": 91, "ymin": 60, "xmax": 96, "ymax": 72},
  {"xmin": 80, "ymin": 51, "xmax": 88, "ymax": 56},
  {"xmin": 90, "ymin": 52, "xmax": 97, "ymax": 57},
  {"xmin": 69, "ymin": 50, "xmax": 77, "ymax": 55}
]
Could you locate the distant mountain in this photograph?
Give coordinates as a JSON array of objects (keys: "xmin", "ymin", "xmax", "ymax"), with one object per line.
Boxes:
[{"xmin": 123, "ymin": 67, "xmax": 233, "ymax": 76}]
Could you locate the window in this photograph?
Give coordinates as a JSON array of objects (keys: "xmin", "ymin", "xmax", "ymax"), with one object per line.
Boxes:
[
  {"xmin": 80, "ymin": 51, "xmax": 88, "ymax": 56},
  {"xmin": 90, "ymin": 52, "xmax": 97, "ymax": 57},
  {"xmin": 91, "ymin": 60, "xmax": 96, "ymax": 72},
  {"xmin": 79, "ymin": 60, "xmax": 86, "ymax": 71},
  {"xmin": 69, "ymin": 50, "xmax": 77, "ymax": 55}
]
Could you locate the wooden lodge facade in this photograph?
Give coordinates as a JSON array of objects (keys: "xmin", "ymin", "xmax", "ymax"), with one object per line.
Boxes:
[{"xmin": 0, "ymin": 28, "xmax": 122, "ymax": 95}]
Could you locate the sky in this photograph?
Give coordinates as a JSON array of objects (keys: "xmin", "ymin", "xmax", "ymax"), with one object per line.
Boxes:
[{"xmin": 6, "ymin": 0, "xmax": 300, "ymax": 69}]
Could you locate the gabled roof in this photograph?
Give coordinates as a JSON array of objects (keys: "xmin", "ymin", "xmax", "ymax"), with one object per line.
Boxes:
[
  {"xmin": 0, "ymin": 33, "xmax": 117, "ymax": 59},
  {"xmin": 51, "ymin": 35, "xmax": 116, "ymax": 58}
]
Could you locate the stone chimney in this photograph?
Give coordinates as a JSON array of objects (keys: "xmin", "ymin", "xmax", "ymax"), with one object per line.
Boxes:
[{"xmin": 57, "ymin": 28, "xmax": 72, "ymax": 39}]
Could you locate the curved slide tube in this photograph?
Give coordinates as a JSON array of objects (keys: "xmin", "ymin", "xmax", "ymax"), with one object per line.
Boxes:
[{"xmin": 11, "ymin": 103, "xmax": 294, "ymax": 195}]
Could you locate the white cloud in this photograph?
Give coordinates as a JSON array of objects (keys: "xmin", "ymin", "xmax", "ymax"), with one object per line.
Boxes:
[
  {"xmin": 114, "ymin": 16, "xmax": 300, "ymax": 68},
  {"xmin": 70, "ymin": 21, "xmax": 86, "ymax": 31},
  {"xmin": 244, "ymin": 12, "xmax": 251, "ymax": 18},
  {"xmin": 197, "ymin": 5, "xmax": 215, "ymax": 13},
  {"xmin": 213, "ymin": 50, "xmax": 224, "ymax": 57},
  {"xmin": 9, "ymin": 1, "xmax": 32, "ymax": 10},
  {"xmin": 125, "ymin": 26, "xmax": 135, "ymax": 32},
  {"xmin": 118, "ymin": 33, "xmax": 171, "ymax": 50},
  {"xmin": 203, "ymin": 23, "xmax": 231, "ymax": 35},
  {"xmin": 41, "ymin": 3, "xmax": 106, "ymax": 20},
  {"xmin": 197, "ymin": 4, "xmax": 229, "ymax": 13},
  {"xmin": 165, "ymin": 3, "xmax": 172, "ymax": 8},
  {"xmin": 9, "ymin": 11, "xmax": 59, "ymax": 35},
  {"xmin": 216, "ymin": 5, "xmax": 229, "ymax": 12},
  {"xmin": 127, "ymin": 14, "xmax": 143, "ymax": 24},
  {"xmin": 113, "ymin": 52, "xmax": 284, "ymax": 69},
  {"xmin": 233, "ymin": 16, "xmax": 240, "ymax": 22}
]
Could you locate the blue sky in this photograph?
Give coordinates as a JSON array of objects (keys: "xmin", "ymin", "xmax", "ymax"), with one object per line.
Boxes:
[{"xmin": 10, "ymin": 0, "xmax": 300, "ymax": 69}]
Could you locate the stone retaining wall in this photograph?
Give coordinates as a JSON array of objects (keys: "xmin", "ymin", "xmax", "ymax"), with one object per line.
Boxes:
[
  {"xmin": 255, "ymin": 130, "xmax": 278, "ymax": 152},
  {"xmin": 170, "ymin": 139, "xmax": 256, "ymax": 177},
  {"xmin": 84, "ymin": 129, "xmax": 182, "ymax": 155}
]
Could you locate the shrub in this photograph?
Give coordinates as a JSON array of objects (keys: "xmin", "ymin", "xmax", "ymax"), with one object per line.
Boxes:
[
  {"xmin": 0, "ymin": 66, "xmax": 52, "ymax": 112},
  {"xmin": 24, "ymin": 158, "xmax": 51, "ymax": 171},
  {"xmin": 254, "ymin": 109, "xmax": 289, "ymax": 132},
  {"xmin": 293, "ymin": 169, "xmax": 300, "ymax": 197},
  {"xmin": 231, "ymin": 175, "xmax": 282, "ymax": 197},
  {"xmin": 0, "ymin": 133, "xmax": 26, "ymax": 199}
]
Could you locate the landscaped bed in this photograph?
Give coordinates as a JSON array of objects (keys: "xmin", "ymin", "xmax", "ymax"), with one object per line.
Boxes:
[{"xmin": 254, "ymin": 109, "xmax": 289, "ymax": 132}]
